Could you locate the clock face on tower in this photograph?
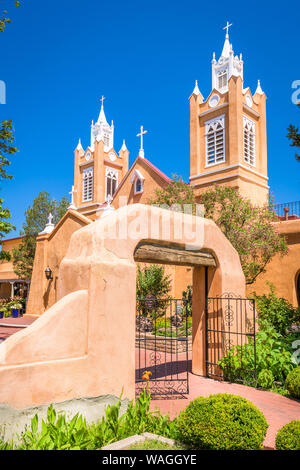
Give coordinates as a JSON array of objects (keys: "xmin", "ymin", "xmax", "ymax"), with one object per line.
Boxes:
[
  {"xmin": 85, "ymin": 151, "xmax": 91, "ymax": 161},
  {"xmin": 109, "ymin": 152, "xmax": 116, "ymax": 162}
]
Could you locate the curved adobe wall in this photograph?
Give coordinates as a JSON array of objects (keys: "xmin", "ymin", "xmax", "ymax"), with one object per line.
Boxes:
[{"xmin": 0, "ymin": 204, "xmax": 245, "ymax": 409}]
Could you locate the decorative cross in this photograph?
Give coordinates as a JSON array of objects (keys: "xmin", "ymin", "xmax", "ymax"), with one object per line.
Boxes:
[
  {"xmin": 100, "ymin": 95, "xmax": 106, "ymax": 107},
  {"xmin": 48, "ymin": 213, "xmax": 54, "ymax": 225},
  {"xmin": 69, "ymin": 185, "xmax": 77, "ymax": 205},
  {"xmin": 137, "ymin": 125, "xmax": 148, "ymax": 157},
  {"xmin": 223, "ymin": 21, "xmax": 232, "ymax": 36}
]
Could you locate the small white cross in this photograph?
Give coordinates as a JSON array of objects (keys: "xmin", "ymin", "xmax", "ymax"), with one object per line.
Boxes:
[
  {"xmin": 100, "ymin": 95, "xmax": 106, "ymax": 107},
  {"xmin": 48, "ymin": 213, "xmax": 54, "ymax": 225},
  {"xmin": 69, "ymin": 185, "xmax": 77, "ymax": 209},
  {"xmin": 137, "ymin": 125, "xmax": 148, "ymax": 157},
  {"xmin": 223, "ymin": 21, "xmax": 232, "ymax": 36}
]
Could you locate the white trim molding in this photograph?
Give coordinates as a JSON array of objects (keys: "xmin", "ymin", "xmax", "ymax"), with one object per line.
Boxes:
[
  {"xmin": 190, "ymin": 172, "xmax": 269, "ymax": 190},
  {"xmin": 190, "ymin": 163, "xmax": 268, "ymax": 181}
]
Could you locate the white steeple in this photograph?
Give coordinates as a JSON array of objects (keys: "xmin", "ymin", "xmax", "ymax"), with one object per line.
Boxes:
[
  {"xmin": 255, "ymin": 79, "xmax": 264, "ymax": 95},
  {"xmin": 192, "ymin": 80, "xmax": 201, "ymax": 96},
  {"xmin": 212, "ymin": 22, "xmax": 243, "ymax": 93},
  {"xmin": 120, "ymin": 139, "xmax": 127, "ymax": 152},
  {"xmin": 90, "ymin": 96, "xmax": 114, "ymax": 151},
  {"xmin": 76, "ymin": 138, "xmax": 83, "ymax": 151}
]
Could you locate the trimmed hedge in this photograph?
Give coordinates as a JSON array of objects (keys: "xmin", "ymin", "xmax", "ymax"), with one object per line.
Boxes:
[
  {"xmin": 176, "ymin": 393, "xmax": 268, "ymax": 450},
  {"xmin": 285, "ymin": 366, "xmax": 300, "ymax": 399},
  {"xmin": 276, "ymin": 420, "xmax": 300, "ymax": 450}
]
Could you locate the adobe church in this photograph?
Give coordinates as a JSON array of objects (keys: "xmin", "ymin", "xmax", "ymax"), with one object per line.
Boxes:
[{"xmin": 1, "ymin": 25, "xmax": 300, "ymax": 313}]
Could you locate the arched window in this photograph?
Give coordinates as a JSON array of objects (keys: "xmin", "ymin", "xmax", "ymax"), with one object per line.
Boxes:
[
  {"xmin": 105, "ymin": 168, "xmax": 118, "ymax": 200},
  {"xmin": 135, "ymin": 178, "xmax": 143, "ymax": 194}
]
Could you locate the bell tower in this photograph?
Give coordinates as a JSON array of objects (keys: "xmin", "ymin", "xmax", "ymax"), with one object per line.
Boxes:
[
  {"xmin": 73, "ymin": 98, "xmax": 129, "ymax": 220},
  {"xmin": 189, "ymin": 24, "xmax": 269, "ymax": 206}
]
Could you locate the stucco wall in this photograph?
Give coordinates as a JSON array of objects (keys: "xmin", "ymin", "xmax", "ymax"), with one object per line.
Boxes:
[{"xmin": 247, "ymin": 219, "xmax": 300, "ymax": 307}]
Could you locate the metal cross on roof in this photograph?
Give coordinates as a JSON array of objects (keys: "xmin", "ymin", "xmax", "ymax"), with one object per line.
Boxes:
[
  {"xmin": 137, "ymin": 125, "xmax": 148, "ymax": 158},
  {"xmin": 223, "ymin": 21, "xmax": 232, "ymax": 36}
]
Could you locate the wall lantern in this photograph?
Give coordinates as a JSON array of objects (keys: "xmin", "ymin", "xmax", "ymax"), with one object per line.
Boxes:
[{"xmin": 45, "ymin": 266, "xmax": 53, "ymax": 281}]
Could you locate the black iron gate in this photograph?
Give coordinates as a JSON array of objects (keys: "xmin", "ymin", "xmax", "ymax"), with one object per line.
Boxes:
[
  {"xmin": 136, "ymin": 297, "xmax": 191, "ymax": 398},
  {"xmin": 205, "ymin": 293, "xmax": 257, "ymax": 386}
]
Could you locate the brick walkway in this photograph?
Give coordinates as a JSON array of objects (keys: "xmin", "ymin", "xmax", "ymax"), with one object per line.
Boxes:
[{"xmin": 0, "ymin": 315, "xmax": 37, "ymax": 343}]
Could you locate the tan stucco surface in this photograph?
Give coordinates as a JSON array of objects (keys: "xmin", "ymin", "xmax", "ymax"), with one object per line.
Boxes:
[{"xmin": 247, "ymin": 219, "xmax": 300, "ymax": 306}]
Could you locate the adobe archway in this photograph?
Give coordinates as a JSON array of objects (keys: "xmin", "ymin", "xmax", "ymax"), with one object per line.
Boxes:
[{"xmin": 0, "ymin": 204, "xmax": 245, "ymax": 409}]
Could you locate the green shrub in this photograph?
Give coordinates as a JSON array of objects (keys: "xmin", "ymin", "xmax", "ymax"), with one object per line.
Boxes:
[
  {"xmin": 285, "ymin": 366, "xmax": 300, "ymax": 399},
  {"xmin": 257, "ymin": 369, "xmax": 274, "ymax": 389},
  {"xmin": 218, "ymin": 327, "xmax": 296, "ymax": 387},
  {"xmin": 253, "ymin": 283, "xmax": 300, "ymax": 336},
  {"xmin": 275, "ymin": 420, "xmax": 300, "ymax": 450},
  {"xmin": 175, "ymin": 393, "xmax": 268, "ymax": 450}
]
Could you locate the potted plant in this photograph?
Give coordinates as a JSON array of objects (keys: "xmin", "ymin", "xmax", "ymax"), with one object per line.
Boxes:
[
  {"xmin": 10, "ymin": 300, "xmax": 23, "ymax": 318},
  {"xmin": 0, "ymin": 299, "xmax": 6, "ymax": 319}
]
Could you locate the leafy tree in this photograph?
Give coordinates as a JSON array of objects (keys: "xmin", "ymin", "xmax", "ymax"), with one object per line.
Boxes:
[
  {"xmin": 287, "ymin": 103, "xmax": 300, "ymax": 162},
  {"xmin": 199, "ymin": 185, "xmax": 288, "ymax": 284},
  {"xmin": 12, "ymin": 192, "xmax": 69, "ymax": 279},
  {"xmin": 136, "ymin": 264, "xmax": 172, "ymax": 317},
  {"xmin": 136, "ymin": 264, "xmax": 171, "ymax": 299},
  {"xmin": 148, "ymin": 174, "xmax": 197, "ymax": 213},
  {"xmin": 0, "ymin": 1, "xmax": 20, "ymax": 32}
]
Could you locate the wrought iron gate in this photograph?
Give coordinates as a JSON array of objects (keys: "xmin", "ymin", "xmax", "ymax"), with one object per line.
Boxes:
[
  {"xmin": 205, "ymin": 293, "xmax": 257, "ymax": 386},
  {"xmin": 136, "ymin": 297, "xmax": 191, "ymax": 397}
]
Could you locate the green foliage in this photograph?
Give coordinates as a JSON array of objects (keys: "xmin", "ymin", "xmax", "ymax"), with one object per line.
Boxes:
[
  {"xmin": 199, "ymin": 185, "xmax": 288, "ymax": 284},
  {"xmin": 275, "ymin": 420, "xmax": 300, "ymax": 450},
  {"xmin": 285, "ymin": 366, "xmax": 300, "ymax": 399},
  {"xmin": 136, "ymin": 264, "xmax": 171, "ymax": 317},
  {"xmin": 253, "ymin": 282, "xmax": 300, "ymax": 336},
  {"xmin": 175, "ymin": 393, "xmax": 268, "ymax": 450},
  {"xmin": 0, "ymin": 1, "xmax": 20, "ymax": 33},
  {"xmin": 182, "ymin": 284, "xmax": 192, "ymax": 316},
  {"xmin": 148, "ymin": 174, "xmax": 198, "ymax": 214},
  {"xmin": 257, "ymin": 369, "xmax": 274, "ymax": 389},
  {"xmin": 1, "ymin": 391, "xmax": 174, "ymax": 450},
  {"xmin": 154, "ymin": 316, "xmax": 192, "ymax": 337},
  {"xmin": 218, "ymin": 327, "xmax": 297, "ymax": 386},
  {"xmin": 0, "ymin": 120, "xmax": 18, "ymax": 181},
  {"xmin": 12, "ymin": 192, "xmax": 69, "ymax": 279},
  {"xmin": 287, "ymin": 103, "xmax": 300, "ymax": 162}
]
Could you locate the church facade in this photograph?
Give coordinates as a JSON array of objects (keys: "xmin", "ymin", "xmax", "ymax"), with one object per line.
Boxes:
[{"xmin": 1, "ymin": 26, "xmax": 300, "ymax": 314}]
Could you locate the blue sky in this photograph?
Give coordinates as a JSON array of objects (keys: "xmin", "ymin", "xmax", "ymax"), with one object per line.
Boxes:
[{"xmin": 1, "ymin": 0, "xmax": 299, "ymax": 236}]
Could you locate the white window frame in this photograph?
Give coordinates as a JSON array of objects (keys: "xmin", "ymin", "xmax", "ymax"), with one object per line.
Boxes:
[
  {"xmin": 82, "ymin": 167, "xmax": 93, "ymax": 202},
  {"xmin": 205, "ymin": 115, "xmax": 225, "ymax": 167},
  {"xmin": 105, "ymin": 167, "xmax": 118, "ymax": 200},
  {"xmin": 243, "ymin": 116, "xmax": 256, "ymax": 167},
  {"xmin": 134, "ymin": 177, "xmax": 143, "ymax": 194}
]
